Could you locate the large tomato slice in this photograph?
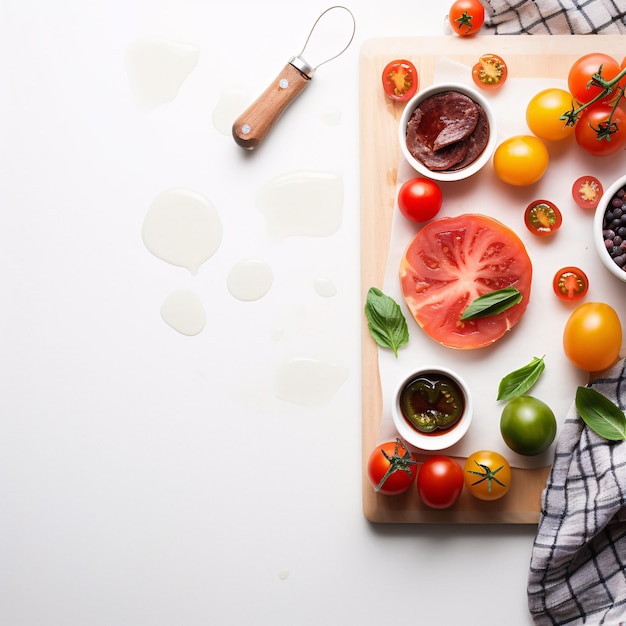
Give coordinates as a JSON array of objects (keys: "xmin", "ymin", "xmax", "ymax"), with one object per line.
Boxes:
[{"xmin": 399, "ymin": 214, "xmax": 532, "ymax": 349}]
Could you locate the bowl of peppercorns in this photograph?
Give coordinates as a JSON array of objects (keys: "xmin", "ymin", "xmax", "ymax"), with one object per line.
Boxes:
[{"xmin": 595, "ymin": 174, "xmax": 626, "ymax": 283}]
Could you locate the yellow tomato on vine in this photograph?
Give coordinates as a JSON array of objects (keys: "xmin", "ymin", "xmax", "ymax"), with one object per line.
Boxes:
[{"xmin": 526, "ymin": 88, "xmax": 575, "ymax": 141}]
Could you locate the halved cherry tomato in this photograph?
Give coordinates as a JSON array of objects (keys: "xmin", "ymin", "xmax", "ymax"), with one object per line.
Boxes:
[
  {"xmin": 463, "ymin": 450, "xmax": 511, "ymax": 501},
  {"xmin": 524, "ymin": 200, "xmax": 562, "ymax": 237},
  {"xmin": 572, "ymin": 176, "xmax": 603, "ymax": 209},
  {"xmin": 381, "ymin": 59, "xmax": 418, "ymax": 102},
  {"xmin": 449, "ymin": 0, "xmax": 485, "ymax": 36},
  {"xmin": 367, "ymin": 439, "xmax": 418, "ymax": 495},
  {"xmin": 417, "ymin": 455, "xmax": 464, "ymax": 509},
  {"xmin": 574, "ymin": 104, "xmax": 626, "ymax": 157},
  {"xmin": 397, "ymin": 177, "xmax": 442, "ymax": 223},
  {"xmin": 472, "ymin": 54, "xmax": 508, "ymax": 91},
  {"xmin": 400, "ymin": 214, "xmax": 533, "ymax": 350},
  {"xmin": 553, "ymin": 266, "xmax": 589, "ymax": 302}
]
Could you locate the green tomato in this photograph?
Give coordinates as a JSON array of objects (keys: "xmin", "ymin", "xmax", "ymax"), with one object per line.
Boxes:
[{"xmin": 500, "ymin": 396, "xmax": 557, "ymax": 456}]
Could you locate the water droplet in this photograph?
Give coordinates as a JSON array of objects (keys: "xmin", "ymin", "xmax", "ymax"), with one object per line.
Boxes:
[
  {"xmin": 256, "ymin": 171, "xmax": 343, "ymax": 240},
  {"xmin": 125, "ymin": 37, "xmax": 200, "ymax": 109},
  {"xmin": 160, "ymin": 290, "xmax": 206, "ymax": 336},
  {"xmin": 227, "ymin": 259, "xmax": 273, "ymax": 301},
  {"xmin": 142, "ymin": 188, "xmax": 222, "ymax": 275},
  {"xmin": 274, "ymin": 357, "xmax": 349, "ymax": 407},
  {"xmin": 212, "ymin": 88, "xmax": 251, "ymax": 136},
  {"xmin": 313, "ymin": 277, "xmax": 337, "ymax": 297}
]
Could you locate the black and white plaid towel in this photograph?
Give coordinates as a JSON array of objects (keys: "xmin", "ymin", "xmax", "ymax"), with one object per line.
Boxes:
[
  {"xmin": 484, "ymin": 0, "xmax": 626, "ymax": 34},
  {"xmin": 528, "ymin": 359, "xmax": 626, "ymax": 625}
]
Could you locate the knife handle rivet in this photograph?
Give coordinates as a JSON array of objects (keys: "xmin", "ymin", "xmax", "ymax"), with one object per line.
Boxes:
[
  {"xmin": 241, "ymin": 124, "xmax": 251, "ymax": 135},
  {"xmin": 279, "ymin": 78, "xmax": 289, "ymax": 89}
]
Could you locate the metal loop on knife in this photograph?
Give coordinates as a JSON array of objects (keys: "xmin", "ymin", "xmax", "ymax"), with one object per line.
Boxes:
[{"xmin": 292, "ymin": 6, "xmax": 356, "ymax": 78}]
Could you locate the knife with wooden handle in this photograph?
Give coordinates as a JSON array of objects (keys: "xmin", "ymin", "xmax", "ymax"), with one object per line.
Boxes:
[
  {"xmin": 231, "ymin": 6, "xmax": 355, "ymax": 151},
  {"xmin": 232, "ymin": 56, "xmax": 313, "ymax": 151}
]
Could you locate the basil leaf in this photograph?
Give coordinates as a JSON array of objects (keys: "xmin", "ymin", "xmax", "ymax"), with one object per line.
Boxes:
[
  {"xmin": 497, "ymin": 356, "xmax": 545, "ymax": 402},
  {"xmin": 460, "ymin": 287, "xmax": 523, "ymax": 321},
  {"xmin": 575, "ymin": 386, "xmax": 626, "ymax": 441},
  {"xmin": 364, "ymin": 287, "xmax": 409, "ymax": 357}
]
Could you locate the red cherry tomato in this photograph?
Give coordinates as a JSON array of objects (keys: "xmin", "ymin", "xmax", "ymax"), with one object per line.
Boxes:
[
  {"xmin": 524, "ymin": 200, "xmax": 562, "ymax": 237},
  {"xmin": 367, "ymin": 439, "xmax": 418, "ymax": 495},
  {"xmin": 381, "ymin": 59, "xmax": 418, "ymax": 102},
  {"xmin": 568, "ymin": 53, "xmax": 625, "ymax": 104},
  {"xmin": 553, "ymin": 266, "xmax": 589, "ymax": 302},
  {"xmin": 417, "ymin": 455, "xmax": 464, "ymax": 509},
  {"xmin": 572, "ymin": 176, "xmax": 603, "ymax": 209},
  {"xmin": 472, "ymin": 54, "xmax": 508, "ymax": 91},
  {"xmin": 397, "ymin": 177, "xmax": 443, "ymax": 223},
  {"xmin": 575, "ymin": 104, "xmax": 626, "ymax": 157},
  {"xmin": 449, "ymin": 0, "xmax": 485, "ymax": 36}
]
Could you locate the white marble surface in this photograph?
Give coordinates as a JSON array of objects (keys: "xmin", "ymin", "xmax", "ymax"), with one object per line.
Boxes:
[{"xmin": 1, "ymin": 2, "xmax": 551, "ymax": 624}]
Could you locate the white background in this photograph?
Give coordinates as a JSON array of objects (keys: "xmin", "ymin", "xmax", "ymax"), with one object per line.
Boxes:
[{"xmin": 0, "ymin": 1, "xmax": 574, "ymax": 624}]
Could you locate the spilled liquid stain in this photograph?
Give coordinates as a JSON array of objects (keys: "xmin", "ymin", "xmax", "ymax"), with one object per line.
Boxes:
[
  {"xmin": 160, "ymin": 290, "xmax": 206, "ymax": 336},
  {"xmin": 125, "ymin": 37, "xmax": 200, "ymax": 109},
  {"xmin": 313, "ymin": 277, "xmax": 337, "ymax": 298},
  {"xmin": 256, "ymin": 171, "xmax": 343, "ymax": 240},
  {"xmin": 227, "ymin": 259, "xmax": 273, "ymax": 302},
  {"xmin": 274, "ymin": 357, "xmax": 349, "ymax": 407},
  {"xmin": 142, "ymin": 188, "xmax": 222, "ymax": 275}
]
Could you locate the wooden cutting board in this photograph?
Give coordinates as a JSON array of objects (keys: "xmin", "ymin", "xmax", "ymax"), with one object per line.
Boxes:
[{"xmin": 360, "ymin": 35, "xmax": 626, "ymax": 524}]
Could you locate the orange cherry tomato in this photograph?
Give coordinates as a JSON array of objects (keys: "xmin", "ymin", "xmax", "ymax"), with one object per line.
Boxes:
[
  {"xmin": 464, "ymin": 450, "xmax": 511, "ymax": 501},
  {"xmin": 526, "ymin": 88, "xmax": 575, "ymax": 142},
  {"xmin": 563, "ymin": 302, "xmax": 622, "ymax": 372},
  {"xmin": 493, "ymin": 135, "xmax": 549, "ymax": 186},
  {"xmin": 449, "ymin": 0, "xmax": 485, "ymax": 36}
]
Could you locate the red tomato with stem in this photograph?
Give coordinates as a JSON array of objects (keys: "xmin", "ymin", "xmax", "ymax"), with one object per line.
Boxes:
[
  {"xmin": 381, "ymin": 59, "xmax": 418, "ymax": 102},
  {"xmin": 568, "ymin": 53, "xmax": 626, "ymax": 104},
  {"xmin": 367, "ymin": 439, "xmax": 418, "ymax": 495},
  {"xmin": 448, "ymin": 0, "xmax": 485, "ymax": 36},
  {"xmin": 397, "ymin": 177, "xmax": 443, "ymax": 223},
  {"xmin": 417, "ymin": 455, "xmax": 464, "ymax": 509},
  {"xmin": 400, "ymin": 214, "xmax": 533, "ymax": 349},
  {"xmin": 575, "ymin": 104, "xmax": 626, "ymax": 156}
]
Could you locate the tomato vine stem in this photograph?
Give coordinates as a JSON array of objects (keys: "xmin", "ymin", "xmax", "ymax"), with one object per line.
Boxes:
[
  {"xmin": 466, "ymin": 460, "xmax": 506, "ymax": 494},
  {"xmin": 374, "ymin": 438, "xmax": 417, "ymax": 493},
  {"xmin": 560, "ymin": 64, "xmax": 626, "ymax": 142}
]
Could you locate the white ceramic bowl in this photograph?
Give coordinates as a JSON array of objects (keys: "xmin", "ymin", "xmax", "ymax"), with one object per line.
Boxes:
[
  {"xmin": 391, "ymin": 366, "xmax": 473, "ymax": 451},
  {"xmin": 398, "ymin": 83, "xmax": 497, "ymax": 182},
  {"xmin": 593, "ymin": 173, "xmax": 626, "ymax": 284}
]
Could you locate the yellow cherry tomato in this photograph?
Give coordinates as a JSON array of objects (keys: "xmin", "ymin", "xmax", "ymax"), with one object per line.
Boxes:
[
  {"xmin": 526, "ymin": 88, "xmax": 576, "ymax": 141},
  {"xmin": 563, "ymin": 302, "xmax": 622, "ymax": 372},
  {"xmin": 463, "ymin": 450, "xmax": 511, "ymax": 501},
  {"xmin": 493, "ymin": 135, "xmax": 549, "ymax": 186}
]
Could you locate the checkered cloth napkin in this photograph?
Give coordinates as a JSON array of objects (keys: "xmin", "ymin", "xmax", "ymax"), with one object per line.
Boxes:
[
  {"xmin": 483, "ymin": 0, "xmax": 626, "ymax": 34},
  {"xmin": 527, "ymin": 359, "xmax": 626, "ymax": 624}
]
